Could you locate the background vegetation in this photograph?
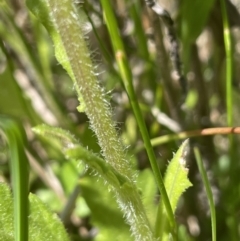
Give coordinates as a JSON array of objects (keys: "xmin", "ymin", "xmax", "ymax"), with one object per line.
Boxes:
[{"xmin": 0, "ymin": 0, "xmax": 240, "ymax": 240}]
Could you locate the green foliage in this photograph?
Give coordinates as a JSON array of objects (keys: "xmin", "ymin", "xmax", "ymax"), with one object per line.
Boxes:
[
  {"xmin": 28, "ymin": 193, "xmax": 70, "ymax": 241},
  {"xmin": 164, "ymin": 140, "xmax": 192, "ymax": 214},
  {"xmin": 0, "ymin": 183, "xmax": 14, "ymax": 241},
  {"xmin": 1, "ymin": 0, "xmax": 240, "ymax": 240},
  {"xmin": 0, "ymin": 183, "xmax": 70, "ymax": 241},
  {"xmin": 155, "ymin": 140, "xmax": 192, "ymax": 239},
  {"xmin": 32, "ymin": 123, "xmax": 192, "ymax": 240},
  {"xmin": 194, "ymin": 147, "xmax": 216, "ymax": 241},
  {"xmin": 33, "ymin": 124, "xmax": 156, "ymax": 240},
  {"xmin": 80, "ymin": 176, "xmax": 132, "ymax": 241},
  {"xmin": 180, "ymin": 0, "xmax": 216, "ymax": 67},
  {"xmin": 136, "ymin": 169, "xmax": 157, "ymax": 227},
  {"xmin": 181, "ymin": 0, "xmax": 215, "ymax": 43},
  {"xmin": 0, "ymin": 65, "xmax": 33, "ymax": 120},
  {"xmin": 0, "ymin": 116, "xmax": 29, "ymax": 241}
]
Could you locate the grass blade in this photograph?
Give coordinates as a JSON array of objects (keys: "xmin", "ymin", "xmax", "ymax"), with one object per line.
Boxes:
[
  {"xmin": 100, "ymin": 0, "xmax": 176, "ymax": 235},
  {"xmin": 194, "ymin": 147, "xmax": 216, "ymax": 241},
  {"xmin": 0, "ymin": 116, "xmax": 29, "ymax": 241}
]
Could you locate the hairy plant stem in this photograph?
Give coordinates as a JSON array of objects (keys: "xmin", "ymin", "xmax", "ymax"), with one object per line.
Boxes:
[
  {"xmin": 46, "ymin": 0, "xmax": 132, "ymax": 179},
  {"xmin": 100, "ymin": 0, "xmax": 176, "ymax": 237},
  {"xmin": 66, "ymin": 145, "xmax": 156, "ymax": 241},
  {"xmin": 29, "ymin": 0, "xmax": 156, "ymax": 240}
]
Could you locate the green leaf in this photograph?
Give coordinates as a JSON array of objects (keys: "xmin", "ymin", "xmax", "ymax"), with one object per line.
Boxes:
[
  {"xmin": 33, "ymin": 124, "xmax": 128, "ymax": 188},
  {"xmin": 32, "ymin": 124, "xmax": 79, "ymax": 151},
  {"xmin": 28, "ymin": 193, "xmax": 70, "ymax": 241},
  {"xmin": 136, "ymin": 169, "xmax": 157, "ymax": 228},
  {"xmin": 181, "ymin": 0, "xmax": 215, "ymax": 42},
  {"xmin": 180, "ymin": 0, "xmax": 215, "ymax": 67},
  {"xmin": 164, "ymin": 139, "xmax": 192, "ymax": 213},
  {"xmin": 0, "ymin": 64, "xmax": 37, "ymax": 122},
  {"xmin": 0, "ymin": 183, "xmax": 70, "ymax": 241},
  {"xmin": 155, "ymin": 140, "xmax": 192, "ymax": 238},
  {"xmin": 0, "ymin": 183, "xmax": 14, "ymax": 241},
  {"xmin": 26, "ymin": 0, "xmax": 86, "ymax": 111},
  {"xmin": 80, "ymin": 176, "xmax": 132, "ymax": 241},
  {"xmin": 0, "ymin": 5, "xmax": 63, "ymax": 124},
  {"xmin": 33, "ymin": 124, "xmax": 136, "ymax": 240},
  {"xmin": 33, "ymin": 124, "xmax": 156, "ymax": 240},
  {"xmin": 0, "ymin": 116, "xmax": 29, "ymax": 241},
  {"xmin": 178, "ymin": 225, "xmax": 193, "ymax": 241}
]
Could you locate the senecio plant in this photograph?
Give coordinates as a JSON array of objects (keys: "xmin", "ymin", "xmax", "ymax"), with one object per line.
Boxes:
[
  {"xmin": 1, "ymin": 0, "xmax": 193, "ymax": 240},
  {"xmin": 28, "ymin": 0, "xmax": 191, "ymax": 240}
]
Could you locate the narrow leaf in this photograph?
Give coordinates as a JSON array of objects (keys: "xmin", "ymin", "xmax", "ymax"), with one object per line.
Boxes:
[
  {"xmin": 0, "ymin": 116, "xmax": 29, "ymax": 241},
  {"xmin": 194, "ymin": 147, "xmax": 216, "ymax": 241}
]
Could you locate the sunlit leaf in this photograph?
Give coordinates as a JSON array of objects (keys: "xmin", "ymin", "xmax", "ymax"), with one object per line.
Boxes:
[
  {"xmin": 164, "ymin": 140, "xmax": 192, "ymax": 213},
  {"xmin": 0, "ymin": 183, "xmax": 70, "ymax": 241}
]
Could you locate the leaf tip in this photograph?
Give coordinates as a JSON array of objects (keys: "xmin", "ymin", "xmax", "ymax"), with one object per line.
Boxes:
[{"xmin": 179, "ymin": 139, "xmax": 190, "ymax": 167}]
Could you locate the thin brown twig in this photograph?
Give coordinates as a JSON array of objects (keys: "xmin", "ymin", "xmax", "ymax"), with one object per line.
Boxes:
[{"xmin": 136, "ymin": 127, "xmax": 240, "ymax": 152}]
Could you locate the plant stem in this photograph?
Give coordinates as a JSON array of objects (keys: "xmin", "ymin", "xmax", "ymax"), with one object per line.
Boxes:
[
  {"xmin": 65, "ymin": 144, "xmax": 157, "ymax": 241},
  {"xmin": 136, "ymin": 127, "xmax": 240, "ymax": 152},
  {"xmin": 220, "ymin": 0, "xmax": 233, "ymax": 141},
  {"xmin": 29, "ymin": 1, "xmax": 156, "ymax": 239},
  {"xmin": 44, "ymin": 0, "xmax": 133, "ymax": 179},
  {"xmin": 194, "ymin": 147, "xmax": 216, "ymax": 241},
  {"xmin": 100, "ymin": 0, "xmax": 176, "ymax": 234}
]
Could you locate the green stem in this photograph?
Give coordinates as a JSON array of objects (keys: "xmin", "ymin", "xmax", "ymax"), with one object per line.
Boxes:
[
  {"xmin": 128, "ymin": 1, "xmax": 156, "ymax": 91},
  {"xmin": 42, "ymin": 0, "xmax": 133, "ymax": 179},
  {"xmin": 194, "ymin": 147, "xmax": 216, "ymax": 241},
  {"xmin": 34, "ymin": 123, "xmax": 157, "ymax": 241},
  {"xmin": 28, "ymin": 1, "xmax": 155, "ymax": 239},
  {"xmin": 100, "ymin": 0, "xmax": 176, "ymax": 234},
  {"xmin": 220, "ymin": 0, "xmax": 233, "ymax": 141},
  {"xmin": 129, "ymin": 1, "xmax": 149, "ymax": 59}
]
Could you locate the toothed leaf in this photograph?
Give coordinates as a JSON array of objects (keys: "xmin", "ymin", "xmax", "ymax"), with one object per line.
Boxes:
[{"xmin": 164, "ymin": 139, "xmax": 192, "ymax": 213}]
